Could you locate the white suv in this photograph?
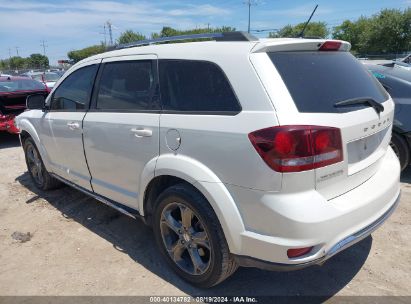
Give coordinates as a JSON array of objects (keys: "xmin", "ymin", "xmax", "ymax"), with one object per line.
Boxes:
[{"xmin": 16, "ymin": 32, "xmax": 401, "ymax": 288}]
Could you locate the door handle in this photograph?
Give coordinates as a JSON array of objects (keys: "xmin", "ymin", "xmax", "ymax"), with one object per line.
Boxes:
[
  {"xmin": 67, "ymin": 122, "xmax": 80, "ymax": 130},
  {"xmin": 130, "ymin": 128, "xmax": 152, "ymax": 137}
]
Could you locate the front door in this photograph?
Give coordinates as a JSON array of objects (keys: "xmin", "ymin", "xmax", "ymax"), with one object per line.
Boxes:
[
  {"xmin": 83, "ymin": 55, "xmax": 160, "ymax": 209},
  {"xmin": 39, "ymin": 60, "xmax": 100, "ymax": 190}
]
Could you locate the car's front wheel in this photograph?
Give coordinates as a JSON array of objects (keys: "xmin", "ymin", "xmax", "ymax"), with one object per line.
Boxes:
[
  {"xmin": 153, "ymin": 183, "xmax": 238, "ymax": 288},
  {"xmin": 23, "ymin": 137, "xmax": 61, "ymax": 190}
]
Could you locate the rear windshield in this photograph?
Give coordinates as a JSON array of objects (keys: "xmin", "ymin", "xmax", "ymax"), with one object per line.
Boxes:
[
  {"xmin": 0, "ymin": 79, "xmax": 45, "ymax": 92},
  {"xmin": 44, "ymin": 73, "xmax": 60, "ymax": 81},
  {"xmin": 268, "ymin": 52, "xmax": 389, "ymax": 113}
]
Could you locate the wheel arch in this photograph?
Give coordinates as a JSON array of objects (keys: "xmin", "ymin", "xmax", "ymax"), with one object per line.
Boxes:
[
  {"xmin": 139, "ymin": 154, "xmax": 245, "ymax": 254},
  {"xmin": 18, "ymin": 119, "xmax": 52, "ymax": 171}
]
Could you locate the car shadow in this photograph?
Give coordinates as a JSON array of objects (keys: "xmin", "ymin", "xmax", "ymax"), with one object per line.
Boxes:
[
  {"xmin": 400, "ymin": 166, "xmax": 411, "ymax": 183},
  {"xmin": 16, "ymin": 172, "xmax": 371, "ymax": 299},
  {"xmin": 0, "ymin": 132, "xmax": 20, "ymax": 149}
]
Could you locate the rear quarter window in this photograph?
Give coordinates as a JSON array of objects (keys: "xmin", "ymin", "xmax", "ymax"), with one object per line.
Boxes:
[
  {"xmin": 268, "ymin": 52, "xmax": 389, "ymax": 113},
  {"xmin": 159, "ymin": 60, "xmax": 241, "ymax": 114}
]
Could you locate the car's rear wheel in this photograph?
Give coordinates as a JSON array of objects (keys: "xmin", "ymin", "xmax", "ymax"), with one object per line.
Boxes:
[
  {"xmin": 390, "ymin": 132, "xmax": 410, "ymax": 171},
  {"xmin": 153, "ymin": 183, "xmax": 238, "ymax": 288},
  {"xmin": 23, "ymin": 137, "xmax": 61, "ymax": 190}
]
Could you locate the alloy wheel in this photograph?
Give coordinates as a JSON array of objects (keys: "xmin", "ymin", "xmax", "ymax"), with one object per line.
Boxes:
[
  {"xmin": 26, "ymin": 143, "xmax": 44, "ymax": 186},
  {"xmin": 160, "ymin": 202, "xmax": 211, "ymax": 276}
]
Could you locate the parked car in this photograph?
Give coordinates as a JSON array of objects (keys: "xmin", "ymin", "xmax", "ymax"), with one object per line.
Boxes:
[
  {"xmin": 21, "ymin": 71, "xmax": 61, "ymax": 89},
  {"xmin": 365, "ymin": 62, "xmax": 411, "ymax": 170},
  {"xmin": 391, "ymin": 61, "xmax": 411, "ymax": 71},
  {"xmin": 16, "ymin": 33, "xmax": 401, "ymax": 287},
  {"xmin": 398, "ymin": 54, "xmax": 411, "ymax": 64},
  {"xmin": 0, "ymin": 76, "xmax": 48, "ymax": 134}
]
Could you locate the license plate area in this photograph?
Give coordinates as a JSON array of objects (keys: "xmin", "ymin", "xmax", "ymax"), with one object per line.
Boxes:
[{"xmin": 347, "ymin": 127, "xmax": 389, "ymax": 165}]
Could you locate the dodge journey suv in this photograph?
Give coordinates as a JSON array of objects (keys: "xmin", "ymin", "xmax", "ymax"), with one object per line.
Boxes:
[{"xmin": 16, "ymin": 32, "xmax": 401, "ymax": 287}]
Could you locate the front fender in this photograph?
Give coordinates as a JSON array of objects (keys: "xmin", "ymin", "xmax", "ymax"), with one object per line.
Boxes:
[
  {"xmin": 17, "ymin": 116, "xmax": 52, "ymax": 171},
  {"xmin": 139, "ymin": 154, "xmax": 246, "ymax": 254}
]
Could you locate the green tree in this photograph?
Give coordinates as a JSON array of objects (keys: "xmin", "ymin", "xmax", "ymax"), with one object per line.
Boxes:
[
  {"xmin": 118, "ymin": 30, "xmax": 146, "ymax": 44},
  {"xmin": 67, "ymin": 26, "xmax": 236, "ymax": 62},
  {"xmin": 67, "ymin": 44, "xmax": 106, "ymax": 63},
  {"xmin": 151, "ymin": 26, "xmax": 236, "ymax": 39},
  {"xmin": 269, "ymin": 22, "xmax": 329, "ymax": 38},
  {"xmin": 0, "ymin": 60, "xmax": 8, "ymax": 70},
  {"xmin": 26, "ymin": 53, "xmax": 49, "ymax": 69},
  {"xmin": 333, "ymin": 8, "xmax": 411, "ymax": 54},
  {"xmin": 9, "ymin": 56, "xmax": 25, "ymax": 70},
  {"xmin": 368, "ymin": 9, "xmax": 410, "ymax": 53}
]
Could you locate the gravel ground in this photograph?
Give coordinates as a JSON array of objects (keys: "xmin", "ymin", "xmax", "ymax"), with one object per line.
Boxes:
[{"xmin": 0, "ymin": 132, "xmax": 410, "ymax": 299}]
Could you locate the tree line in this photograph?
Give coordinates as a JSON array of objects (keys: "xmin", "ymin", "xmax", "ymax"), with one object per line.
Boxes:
[
  {"xmin": 67, "ymin": 26, "xmax": 236, "ymax": 63},
  {"xmin": 270, "ymin": 8, "xmax": 410, "ymax": 55},
  {"xmin": 25, "ymin": 7, "xmax": 409, "ymax": 65},
  {"xmin": 0, "ymin": 53, "xmax": 49, "ymax": 71}
]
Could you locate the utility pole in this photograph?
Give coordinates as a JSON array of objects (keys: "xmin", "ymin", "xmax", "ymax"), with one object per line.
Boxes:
[
  {"xmin": 103, "ymin": 24, "xmax": 107, "ymax": 46},
  {"xmin": 15, "ymin": 47, "xmax": 20, "ymax": 57},
  {"xmin": 244, "ymin": 0, "xmax": 257, "ymax": 33},
  {"xmin": 40, "ymin": 40, "xmax": 48, "ymax": 70},
  {"xmin": 8, "ymin": 48, "xmax": 12, "ymax": 70},
  {"xmin": 106, "ymin": 21, "xmax": 113, "ymax": 46},
  {"xmin": 99, "ymin": 24, "xmax": 107, "ymax": 46},
  {"xmin": 40, "ymin": 40, "xmax": 48, "ymax": 56}
]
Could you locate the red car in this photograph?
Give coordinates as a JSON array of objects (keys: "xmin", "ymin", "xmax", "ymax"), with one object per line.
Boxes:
[{"xmin": 0, "ymin": 76, "xmax": 49, "ymax": 134}]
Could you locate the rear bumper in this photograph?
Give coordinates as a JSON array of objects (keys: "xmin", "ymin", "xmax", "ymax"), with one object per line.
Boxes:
[
  {"xmin": 234, "ymin": 191, "xmax": 400, "ymax": 270},
  {"xmin": 0, "ymin": 114, "xmax": 19, "ymax": 134},
  {"xmin": 226, "ymin": 146, "xmax": 401, "ymax": 267}
]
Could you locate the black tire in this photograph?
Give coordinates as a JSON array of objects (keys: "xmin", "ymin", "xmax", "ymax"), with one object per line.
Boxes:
[
  {"xmin": 390, "ymin": 132, "xmax": 410, "ymax": 171},
  {"xmin": 23, "ymin": 137, "xmax": 62, "ymax": 190},
  {"xmin": 152, "ymin": 183, "xmax": 238, "ymax": 288}
]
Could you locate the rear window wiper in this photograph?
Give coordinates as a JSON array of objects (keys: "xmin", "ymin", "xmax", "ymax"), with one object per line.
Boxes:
[{"xmin": 334, "ymin": 97, "xmax": 384, "ymax": 114}]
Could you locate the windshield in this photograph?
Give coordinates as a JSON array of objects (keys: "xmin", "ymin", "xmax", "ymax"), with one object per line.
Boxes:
[
  {"xmin": 44, "ymin": 73, "xmax": 60, "ymax": 81},
  {"xmin": 0, "ymin": 79, "xmax": 46, "ymax": 92},
  {"xmin": 268, "ymin": 51, "xmax": 389, "ymax": 113}
]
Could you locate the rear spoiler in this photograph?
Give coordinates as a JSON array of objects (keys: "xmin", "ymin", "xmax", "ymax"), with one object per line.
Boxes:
[{"xmin": 251, "ymin": 39, "xmax": 351, "ymax": 53}]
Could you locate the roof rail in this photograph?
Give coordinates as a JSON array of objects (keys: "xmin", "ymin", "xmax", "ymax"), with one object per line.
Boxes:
[{"xmin": 115, "ymin": 31, "xmax": 258, "ymax": 50}]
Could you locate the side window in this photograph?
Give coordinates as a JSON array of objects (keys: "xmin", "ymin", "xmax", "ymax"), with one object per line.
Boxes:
[
  {"xmin": 96, "ymin": 60, "xmax": 157, "ymax": 111},
  {"xmin": 159, "ymin": 60, "xmax": 241, "ymax": 113},
  {"xmin": 51, "ymin": 64, "xmax": 98, "ymax": 111}
]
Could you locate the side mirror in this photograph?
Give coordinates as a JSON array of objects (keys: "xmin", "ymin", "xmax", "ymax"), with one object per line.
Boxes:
[{"xmin": 26, "ymin": 94, "xmax": 46, "ymax": 111}]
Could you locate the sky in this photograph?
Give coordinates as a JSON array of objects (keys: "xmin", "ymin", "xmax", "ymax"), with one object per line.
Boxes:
[{"xmin": 0, "ymin": 0, "xmax": 409, "ymax": 65}]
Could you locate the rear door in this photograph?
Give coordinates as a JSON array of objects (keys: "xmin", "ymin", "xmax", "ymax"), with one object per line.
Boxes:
[
  {"xmin": 83, "ymin": 55, "xmax": 160, "ymax": 209},
  {"xmin": 40, "ymin": 60, "xmax": 100, "ymax": 190},
  {"xmin": 251, "ymin": 42, "xmax": 394, "ymax": 199}
]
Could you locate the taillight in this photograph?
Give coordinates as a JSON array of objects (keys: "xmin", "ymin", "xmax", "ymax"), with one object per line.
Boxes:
[
  {"xmin": 248, "ymin": 125, "xmax": 343, "ymax": 173},
  {"xmin": 319, "ymin": 40, "xmax": 342, "ymax": 51}
]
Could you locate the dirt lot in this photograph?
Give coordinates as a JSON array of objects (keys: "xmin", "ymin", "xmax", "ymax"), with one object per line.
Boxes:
[{"xmin": 0, "ymin": 132, "xmax": 410, "ymax": 298}]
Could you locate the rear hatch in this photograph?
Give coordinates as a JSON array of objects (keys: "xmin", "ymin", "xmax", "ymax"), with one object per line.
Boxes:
[{"xmin": 251, "ymin": 40, "xmax": 394, "ymax": 200}]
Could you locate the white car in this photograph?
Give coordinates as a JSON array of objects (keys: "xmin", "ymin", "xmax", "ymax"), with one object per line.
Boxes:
[{"xmin": 16, "ymin": 32, "xmax": 401, "ymax": 287}]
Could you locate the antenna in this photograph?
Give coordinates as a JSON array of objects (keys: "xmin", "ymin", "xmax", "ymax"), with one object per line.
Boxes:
[{"xmin": 298, "ymin": 4, "xmax": 318, "ymax": 38}]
